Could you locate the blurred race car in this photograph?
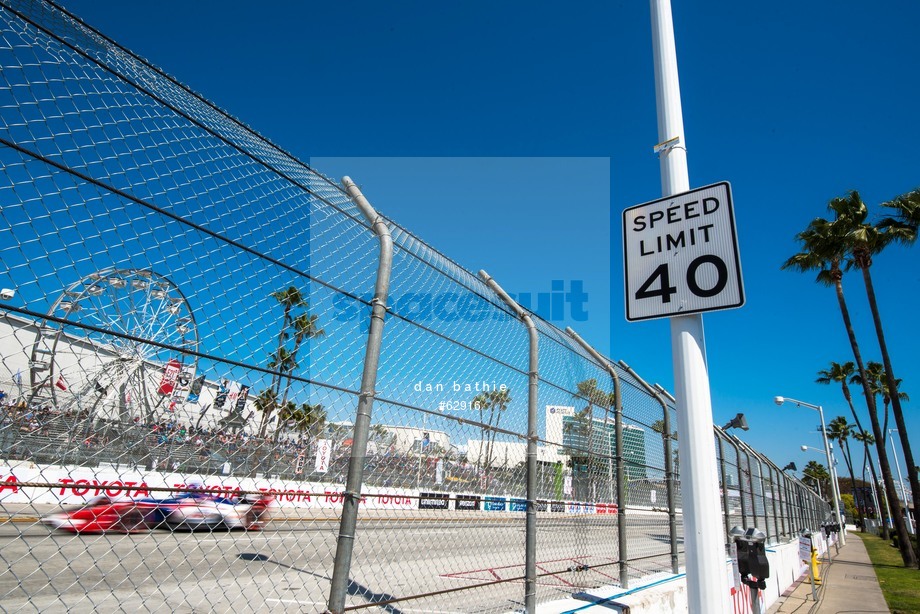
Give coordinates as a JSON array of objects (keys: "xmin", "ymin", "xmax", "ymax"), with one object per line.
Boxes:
[
  {"xmin": 42, "ymin": 491, "xmax": 272, "ymax": 533},
  {"xmin": 153, "ymin": 491, "xmax": 272, "ymax": 531},
  {"xmin": 41, "ymin": 495, "xmax": 158, "ymax": 533}
]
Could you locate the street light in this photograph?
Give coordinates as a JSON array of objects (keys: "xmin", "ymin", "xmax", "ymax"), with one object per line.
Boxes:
[
  {"xmin": 722, "ymin": 413, "xmax": 749, "ymax": 432},
  {"xmin": 888, "ymin": 429, "xmax": 916, "ymax": 534},
  {"xmin": 774, "ymin": 396, "xmax": 845, "ymax": 542}
]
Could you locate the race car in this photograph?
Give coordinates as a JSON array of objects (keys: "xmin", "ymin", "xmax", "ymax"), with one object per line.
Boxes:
[
  {"xmin": 152, "ymin": 491, "xmax": 272, "ymax": 531},
  {"xmin": 41, "ymin": 491, "xmax": 272, "ymax": 533},
  {"xmin": 41, "ymin": 495, "xmax": 158, "ymax": 533}
]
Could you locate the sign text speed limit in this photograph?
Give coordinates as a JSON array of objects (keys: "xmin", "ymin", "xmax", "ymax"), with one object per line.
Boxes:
[{"xmin": 623, "ymin": 182, "xmax": 744, "ymax": 321}]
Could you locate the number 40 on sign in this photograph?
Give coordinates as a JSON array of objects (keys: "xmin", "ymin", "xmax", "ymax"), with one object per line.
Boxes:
[{"xmin": 623, "ymin": 182, "xmax": 744, "ymax": 322}]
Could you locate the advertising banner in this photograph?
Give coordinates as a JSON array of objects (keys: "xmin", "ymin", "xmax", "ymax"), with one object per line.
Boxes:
[
  {"xmin": 314, "ymin": 439, "xmax": 331, "ymax": 474},
  {"xmin": 419, "ymin": 492, "xmax": 450, "ymax": 510},
  {"xmin": 157, "ymin": 359, "xmax": 181, "ymax": 395},
  {"xmin": 455, "ymin": 495, "xmax": 481, "ymax": 511}
]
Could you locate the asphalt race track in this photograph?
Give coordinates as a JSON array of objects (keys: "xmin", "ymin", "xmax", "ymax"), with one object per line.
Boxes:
[{"xmin": 0, "ymin": 513, "xmax": 685, "ymax": 613}]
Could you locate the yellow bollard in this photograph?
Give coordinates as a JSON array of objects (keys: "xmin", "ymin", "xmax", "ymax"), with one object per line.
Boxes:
[{"xmin": 809, "ymin": 548, "xmax": 822, "ymax": 585}]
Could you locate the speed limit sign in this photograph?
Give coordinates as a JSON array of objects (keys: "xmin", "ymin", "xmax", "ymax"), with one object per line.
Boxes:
[{"xmin": 623, "ymin": 182, "xmax": 744, "ymax": 321}]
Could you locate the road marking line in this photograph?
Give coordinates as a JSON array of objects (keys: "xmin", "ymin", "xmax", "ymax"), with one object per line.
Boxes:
[{"xmin": 265, "ymin": 598, "xmax": 326, "ymax": 605}]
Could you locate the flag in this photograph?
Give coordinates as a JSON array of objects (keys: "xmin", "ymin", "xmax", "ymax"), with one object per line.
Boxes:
[
  {"xmin": 14, "ymin": 369, "xmax": 22, "ymax": 386},
  {"xmin": 157, "ymin": 359, "xmax": 181, "ymax": 395},
  {"xmin": 214, "ymin": 381, "xmax": 230, "ymax": 409},
  {"xmin": 55, "ymin": 375, "xmax": 67, "ymax": 391},
  {"xmin": 186, "ymin": 375, "xmax": 205, "ymax": 403},
  {"xmin": 94, "ymin": 381, "xmax": 107, "ymax": 395},
  {"xmin": 234, "ymin": 385, "xmax": 250, "ymax": 413},
  {"xmin": 125, "ymin": 390, "xmax": 132, "ymax": 405}
]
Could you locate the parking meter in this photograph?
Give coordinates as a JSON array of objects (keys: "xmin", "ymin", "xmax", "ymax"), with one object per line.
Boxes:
[{"xmin": 730, "ymin": 527, "xmax": 770, "ymax": 590}]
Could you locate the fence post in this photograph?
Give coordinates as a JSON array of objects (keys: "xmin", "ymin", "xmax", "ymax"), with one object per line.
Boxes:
[
  {"xmin": 727, "ymin": 437, "xmax": 748, "ymax": 529},
  {"xmin": 715, "ymin": 431, "xmax": 732, "ymax": 545},
  {"xmin": 767, "ymin": 463, "xmax": 782, "ymax": 540},
  {"xmin": 757, "ymin": 458, "xmax": 772, "ymax": 543},
  {"xmin": 566, "ymin": 328, "xmax": 627, "ymax": 589},
  {"xmin": 743, "ymin": 446, "xmax": 770, "ymax": 543},
  {"xmin": 327, "ymin": 178, "xmax": 394, "ymax": 614},
  {"xmin": 745, "ymin": 446, "xmax": 760, "ymax": 533},
  {"xmin": 619, "ymin": 362, "xmax": 678, "ymax": 575},
  {"xmin": 480, "ymin": 270, "xmax": 538, "ymax": 613}
]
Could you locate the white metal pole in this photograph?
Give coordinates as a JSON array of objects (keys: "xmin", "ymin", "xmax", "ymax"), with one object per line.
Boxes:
[
  {"xmin": 878, "ymin": 459, "xmax": 893, "ymax": 529},
  {"xmin": 817, "ymin": 407, "xmax": 845, "ymax": 543},
  {"xmin": 650, "ymin": 1, "xmax": 730, "ymax": 611},
  {"xmin": 889, "ymin": 430, "xmax": 915, "ymax": 534},
  {"xmin": 866, "ymin": 452, "xmax": 881, "ymax": 530}
]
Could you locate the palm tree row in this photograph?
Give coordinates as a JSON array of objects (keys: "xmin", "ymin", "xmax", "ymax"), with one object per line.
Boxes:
[
  {"xmin": 784, "ymin": 188, "xmax": 919, "ymax": 567},
  {"xmin": 471, "ymin": 387, "xmax": 512, "ymax": 478}
]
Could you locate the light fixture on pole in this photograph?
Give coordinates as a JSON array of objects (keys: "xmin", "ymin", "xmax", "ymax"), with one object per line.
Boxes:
[
  {"xmin": 774, "ymin": 396, "xmax": 845, "ymax": 542},
  {"xmin": 722, "ymin": 413, "xmax": 749, "ymax": 432}
]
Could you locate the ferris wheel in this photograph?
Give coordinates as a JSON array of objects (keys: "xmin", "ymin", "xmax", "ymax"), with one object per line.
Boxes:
[{"xmin": 28, "ymin": 268, "xmax": 199, "ymax": 424}]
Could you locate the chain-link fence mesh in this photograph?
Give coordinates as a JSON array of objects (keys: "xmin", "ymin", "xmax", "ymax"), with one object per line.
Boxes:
[{"xmin": 0, "ymin": 1, "xmax": 833, "ymax": 612}]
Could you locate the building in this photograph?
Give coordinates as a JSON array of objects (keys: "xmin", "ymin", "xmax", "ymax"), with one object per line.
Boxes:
[{"xmin": 548, "ymin": 405, "xmax": 648, "ymax": 480}]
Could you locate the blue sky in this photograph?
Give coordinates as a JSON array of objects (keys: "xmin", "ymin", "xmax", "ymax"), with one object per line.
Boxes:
[{"xmin": 55, "ymin": 1, "xmax": 919, "ymax": 480}]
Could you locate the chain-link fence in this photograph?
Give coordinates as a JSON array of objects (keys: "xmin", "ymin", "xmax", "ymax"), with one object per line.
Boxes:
[{"xmin": 0, "ymin": 1, "xmax": 831, "ymax": 612}]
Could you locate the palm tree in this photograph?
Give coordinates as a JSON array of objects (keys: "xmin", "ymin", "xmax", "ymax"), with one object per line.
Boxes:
[
  {"xmin": 815, "ymin": 362, "xmax": 866, "ymax": 433},
  {"xmin": 253, "ymin": 388, "xmax": 278, "ymax": 436},
  {"xmin": 853, "ymin": 428, "xmax": 887, "ymax": 538},
  {"xmin": 852, "ymin": 362, "xmax": 910, "ymax": 434},
  {"xmin": 784, "ymin": 210, "xmax": 915, "ymax": 566},
  {"xmin": 269, "ymin": 286, "xmax": 306, "ymax": 392},
  {"xmin": 260, "ymin": 348, "xmax": 295, "ymax": 437},
  {"xmin": 803, "ymin": 460, "xmax": 830, "ymax": 498},
  {"xmin": 263, "ymin": 287, "xmax": 323, "ymax": 439},
  {"xmin": 837, "ymin": 190, "xmax": 920, "ymax": 565},
  {"xmin": 278, "ymin": 402, "xmax": 325, "ymax": 440},
  {"xmin": 826, "ymin": 416, "xmax": 863, "ymax": 530},
  {"xmin": 880, "ymin": 188, "xmax": 920, "ymax": 231},
  {"xmin": 572, "ymin": 379, "xmax": 616, "ymax": 479},
  {"xmin": 279, "ymin": 313, "xmax": 325, "ymax": 410},
  {"xmin": 651, "ymin": 418, "xmax": 679, "ymax": 477},
  {"xmin": 472, "ymin": 388, "xmax": 511, "ymax": 477}
]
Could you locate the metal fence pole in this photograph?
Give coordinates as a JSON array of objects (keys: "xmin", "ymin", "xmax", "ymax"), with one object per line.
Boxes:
[
  {"xmin": 767, "ymin": 463, "xmax": 781, "ymax": 541},
  {"xmin": 760, "ymin": 459, "xmax": 774, "ymax": 543},
  {"xmin": 480, "ymin": 271, "xmax": 538, "ymax": 613},
  {"xmin": 773, "ymin": 466, "xmax": 786, "ymax": 539},
  {"xmin": 619, "ymin": 362, "xmax": 678, "ymax": 574},
  {"xmin": 745, "ymin": 447, "xmax": 760, "ymax": 533},
  {"xmin": 566, "ymin": 327, "xmax": 627, "ymax": 589},
  {"xmin": 752, "ymin": 453, "xmax": 770, "ymax": 542},
  {"xmin": 327, "ymin": 178, "xmax": 394, "ymax": 614},
  {"xmin": 715, "ymin": 431, "xmax": 731, "ymax": 544},
  {"xmin": 727, "ymin": 437, "xmax": 748, "ymax": 529}
]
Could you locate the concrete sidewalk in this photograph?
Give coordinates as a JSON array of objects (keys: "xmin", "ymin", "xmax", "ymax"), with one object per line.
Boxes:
[{"xmin": 768, "ymin": 533, "xmax": 889, "ymax": 613}]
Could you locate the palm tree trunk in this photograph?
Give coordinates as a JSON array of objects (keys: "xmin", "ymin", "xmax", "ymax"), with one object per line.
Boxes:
[
  {"xmin": 280, "ymin": 336, "xmax": 303, "ymax": 413},
  {"xmin": 840, "ymin": 382, "xmax": 867, "ymax": 437},
  {"xmin": 835, "ymin": 275, "xmax": 916, "ymax": 565},
  {"xmin": 860, "ymin": 266, "xmax": 920, "ymax": 562}
]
